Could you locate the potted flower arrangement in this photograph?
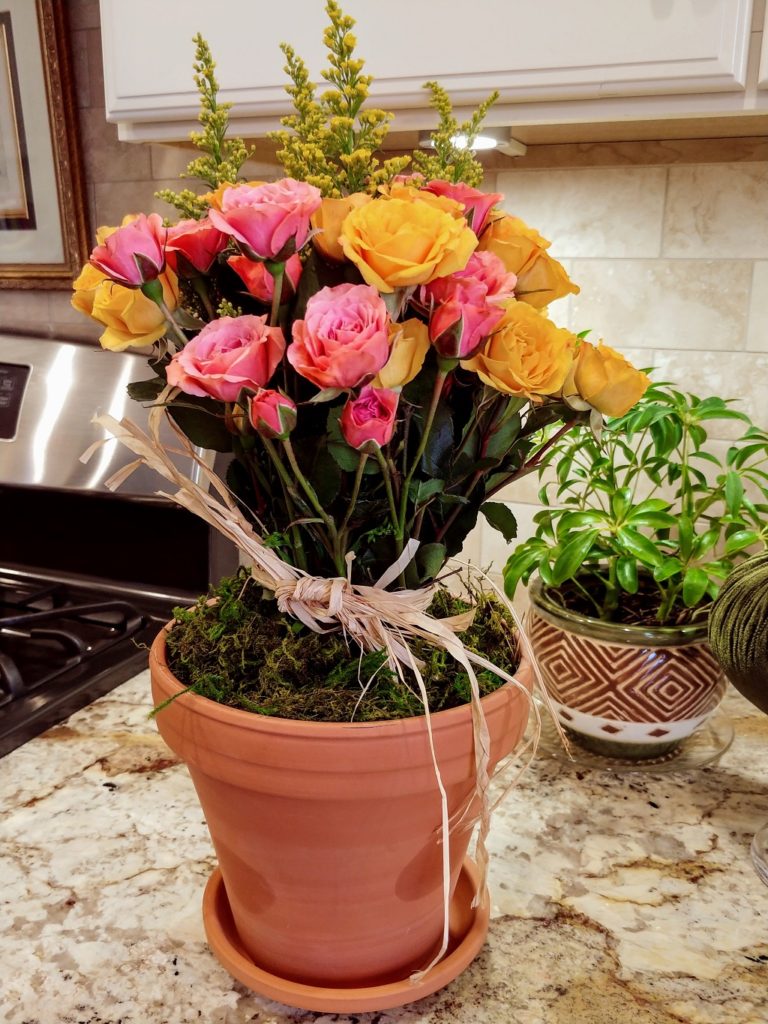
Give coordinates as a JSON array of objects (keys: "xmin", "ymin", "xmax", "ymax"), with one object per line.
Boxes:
[
  {"xmin": 504, "ymin": 383, "xmax": 768, "ymax": 760},
  {"xmin": 72, "ymin": 3, "xmax": 649, "ymax": 1012}
]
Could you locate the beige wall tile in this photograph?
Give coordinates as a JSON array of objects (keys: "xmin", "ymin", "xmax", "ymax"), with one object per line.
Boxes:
[
  {"xmin": 85, "ymin": 29, "xmax": 105, "ymax": 108},
  {"xmin": 663, "ymin": 164, "xmax": 768, "ymax": 258},
  {"xmin": 747, "ymin": 262, "xmax": 768, "ymax": 352},
  {"xmin": 496, "ymin": 167, "xmax": 667, "ymax": 258},
  {"xmin": 80, "ymin": 110, "xmax": 152, "ymax": 183},
  {"xmin": 570, "ymin": 260, "xmax": 752, "ymax": 351},
  {"xmin": 0, "ymin": 292, "xmax": 51, "ymax": 336},
  {"xmin": 92, "ymin": 179, "xmax": 202, "ymax": 225},
  {"xmin": 70, "ymin": 29, "xmax": 91, "ymax": 109},
  {"xmin": 651, "ymin": 350, "xmax": 768, "ymax": 438}
]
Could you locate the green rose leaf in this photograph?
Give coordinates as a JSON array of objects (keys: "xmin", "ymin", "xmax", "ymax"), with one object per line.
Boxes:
[
  {"xmin": 127, "ymin": 377, "xmax": 166, "ymax": 403},
  {"xmin": 169, "ymin": 396, "xmax": 233, "ymax": 452},
  {"xmin": 480, "ymin": 501, "xmax": 518, "ymax": 543}
]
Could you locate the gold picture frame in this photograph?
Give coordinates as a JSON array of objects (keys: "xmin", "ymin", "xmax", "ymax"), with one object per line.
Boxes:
[{"xmin": 0, "ymin": 0, "xmax": 89, "ymax": 289}]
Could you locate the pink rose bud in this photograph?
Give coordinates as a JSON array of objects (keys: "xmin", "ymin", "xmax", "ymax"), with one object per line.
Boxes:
[
  {"xmin": 208, "ymin": 178, "xmax": 322, "ymax": 261},
  {"xmin": 288, "ymin": 283, "xmax": 391, "ymax": 390},
  {"xmin": 166, "ymin": 315, "xmax": 286, "ymax": 402},
  {"xmin": 248, "ymin": 388, "xmax": 297, "ymax": 440},
  {"xmin": 228, "ymin": 253, "xmax": 303, "ymax": 304},
  {"xmin": 427, "ymin": 278, "xmax": 505, "ymax": 360},
  {"xmin": 89, "ymin": 212, "xmax": 167, "ymax": 287},
  {"xmin": 421, "ymin": 181, "xmax": 503, "ymax": 235},
  {"xmin": 340, "ymin": 385, "xmax": 399, "ymax": 452},
  {"xmin": 453, "ymin": 250, "xmax": 517, "ymax": 303},
  {"xmin": 166, "ymin": 217, "xmax": 228, "ymax": 275}
]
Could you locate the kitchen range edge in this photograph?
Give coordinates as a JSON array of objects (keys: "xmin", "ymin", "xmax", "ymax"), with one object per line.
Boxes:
[{"xmin": 0, "ymin": 334, "xmax": 236, "ymax": 757}]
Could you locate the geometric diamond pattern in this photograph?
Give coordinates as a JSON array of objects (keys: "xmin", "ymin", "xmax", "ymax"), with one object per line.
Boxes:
[{"xmin": 528, "ymin": 609, "xmax": 727, "ymax": 723}]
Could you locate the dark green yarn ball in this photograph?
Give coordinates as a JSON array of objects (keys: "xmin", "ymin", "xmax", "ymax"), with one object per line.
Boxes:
[{"xmin": 708, "ymin": 552, "xmax": 768, "ymax": 715}]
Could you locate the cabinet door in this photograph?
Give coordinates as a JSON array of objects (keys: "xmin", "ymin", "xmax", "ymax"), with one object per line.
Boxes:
[{"xmin": 100, "ymin": 0, "xmax": 753, "ymax": 137}]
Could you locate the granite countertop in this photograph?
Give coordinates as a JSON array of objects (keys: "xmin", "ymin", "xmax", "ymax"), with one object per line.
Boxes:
[{"xmin": 1, "ymin": 672, "xmax": 767, "ymax": 1024}]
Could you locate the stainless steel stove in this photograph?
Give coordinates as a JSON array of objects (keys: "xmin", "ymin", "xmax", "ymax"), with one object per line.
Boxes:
[{"xmin": 0, "ymin": 333, "xmax": 236, "ymax": 757}]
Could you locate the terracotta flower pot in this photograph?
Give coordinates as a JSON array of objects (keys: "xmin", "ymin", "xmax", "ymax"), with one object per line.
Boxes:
[
  {"xmin": 149, "ymin": 628, "xmax": 532, "ymax": 1006},
  {"xmin": 527, "ymin": 577, "xmax": 726, "ymax": 759}
]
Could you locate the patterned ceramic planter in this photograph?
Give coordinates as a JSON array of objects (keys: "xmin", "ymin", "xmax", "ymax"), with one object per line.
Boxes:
[{"xmin": 527, "ymin": 577, "xmax": 727, "ymax": 759}]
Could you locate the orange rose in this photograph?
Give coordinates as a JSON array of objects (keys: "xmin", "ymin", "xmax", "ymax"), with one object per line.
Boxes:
[
  {"xmin": 462, "ymin": 301, "xmax": 576, "ymax": 398},
  {"xmin": 567, "ymin": 341, "xmax": 650, "ymax": 416},
  {"xmin": 479, "ymin": 213, "xmax": 579, "ymax": 309},
  {"xmin": 311, "ymin": 193, "xmax": 372, "ymax": 262},
  {"xmin": 339, "ymin": 197, "xmax": 477, "ymax": 293},
  {"xmin": 380, "ymin": 182, "xmax": 465, "ymax": 219}
]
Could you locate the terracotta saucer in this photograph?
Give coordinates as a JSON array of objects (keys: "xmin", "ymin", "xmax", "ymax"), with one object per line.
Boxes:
[{"xmin": 202, "ymin": 858, "xmax": 490, "ymax": 1013}]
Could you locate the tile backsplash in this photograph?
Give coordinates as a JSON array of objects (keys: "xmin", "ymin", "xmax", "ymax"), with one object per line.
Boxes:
[{"xmin": 2, "ymin": 0, "xmax": 765, "ymax": 587}]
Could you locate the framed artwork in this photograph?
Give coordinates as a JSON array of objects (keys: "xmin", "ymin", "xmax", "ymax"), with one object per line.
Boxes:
[{"xmin": 0, "ymin": 0, "xmax": 89, "ymax": 289}]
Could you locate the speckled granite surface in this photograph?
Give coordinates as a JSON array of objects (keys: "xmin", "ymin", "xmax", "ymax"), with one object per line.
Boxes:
[{"xmin": 1, "ymin": 673, "xmax": 767, "ymax": 1024}]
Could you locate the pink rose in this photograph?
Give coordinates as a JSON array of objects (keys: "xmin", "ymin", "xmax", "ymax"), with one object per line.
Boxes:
[
  {"xmin": 89, "ymin": 213, "xmax": 166, "ymax": 287},
  {"xmin": 288, "ymin": 283, "xmax": 390, "ymax": 390},
  {"xmin": 208, "ymin": 178, "xmax": 322, "ymax": 260},
  {"xmin": 453, "ymin": 251, "xmax": 517, "ymax": 303},
  {"xmin": 248, "ymin": 388, "xmax": 297, "ymax": 439},
  {"xmin": 228, "ymin": 253, "xmax": 303, "ymax": 303},
  {"xmin": 421, "ymin": 181, "xmax": 502, "ymax": 235},
  {"xmin": 166, "ymin": 315, "xmax": 285, "ymax": 402},
  {"xmin": 427, "ymin": 278, "xmax": 505, "ymax": 360},
  {"xmin": 166, "ymin": 217, "xmax": 228, "ymax": 275},
  {"xmin": 340, "ymin": 385, "xmax": 399, "ymax": 451}
]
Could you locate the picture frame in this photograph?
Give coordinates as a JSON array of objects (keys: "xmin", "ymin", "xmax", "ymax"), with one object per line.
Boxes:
[{"xmin": 0, "ymin": 0, "xmax": 89, "ymax": 290}]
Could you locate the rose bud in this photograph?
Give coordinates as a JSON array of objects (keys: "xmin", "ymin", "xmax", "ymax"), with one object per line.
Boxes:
[
  {"xmin": 208, "ymin": 178, "xmax": 322, "ymax": 261},
  {"xmin": 421, "ymin": 180, "xmax": 503, "ymax": 235},
  {"xmin": 453, "ymin": 251, "xmax": 517, "ymax": 303},
  {"xmin": 166, "ymin": 217, "xmax": 228, "ymax": 275},
  {"xmin": 427, "ymin": 278, "xmax": 505, "ymax": 360},
  {"xmin": 228, "ymin": 253, "xmax": 303, "ymax": 304},
  {"xmin": 340, "ymin": 385, "xmax": 399, "ymax": 452},
  {"xmin": 568, "ymin": 340, "xmax": 651, "ymax": 417},
  {"xmin": 248, "ymin": 389, "xmax": 298, "ymax": 440},
  {"xmin": 89, "ymin": 212, "xmax": 167, "ymax": 287},
  {"xmin": 166, "ymin": 315, "xmax": 285, "ymax": 402},
  {"xmin": 288, "ymin": 283, "xmax": 390, "ymax": 390}
]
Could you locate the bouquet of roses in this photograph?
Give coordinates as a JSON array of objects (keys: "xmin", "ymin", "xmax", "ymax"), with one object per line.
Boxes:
[{"xmin": 72, "ymin": 21, "xmax": 648, "ymax": 603}]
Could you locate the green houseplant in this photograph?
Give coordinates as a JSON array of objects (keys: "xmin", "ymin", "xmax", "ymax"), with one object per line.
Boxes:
[
  {"xmin": 504, "ymin": 383, "xmax": 768, "ymax": 759},
  {"xmin": 71, "ymin": 4, "xmax": 650, "ymax": 1011}
]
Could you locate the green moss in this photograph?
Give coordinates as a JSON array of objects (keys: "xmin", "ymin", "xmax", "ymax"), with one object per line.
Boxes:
[{"xmin": 162, "ymin": 569, "xmax": 519, "ymax": 722}]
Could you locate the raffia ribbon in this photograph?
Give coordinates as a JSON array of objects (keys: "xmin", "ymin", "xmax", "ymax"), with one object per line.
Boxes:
[{"xmin": 82, "ymin": 407, "xmax": 538, "ymax": 983}]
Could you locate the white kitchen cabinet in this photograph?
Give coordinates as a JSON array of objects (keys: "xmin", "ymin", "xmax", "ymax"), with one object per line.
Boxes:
[{"xmin": 99, "ymin": 0, "xmax": 764, "ymax": 142}]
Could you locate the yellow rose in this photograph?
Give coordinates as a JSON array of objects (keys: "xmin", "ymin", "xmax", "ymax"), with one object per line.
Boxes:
[
  {"xmin": 479, "ymin": 213, "xmax": 579, "ymax": 309},
  {"xmin": 372, "ymin": 319, "xmax": 430, "ymax": 389},
  {"xmin": 339, "ymin": 197, "xmax": 477, "ymax": 293},
  {"xmin": 568, "ymin": 340, "xmax": 650, "ymax": 417},
  {"xmin": 72, "ymin": 262, "xmax": 180, "ymax": 352},
  {"xmin": 462, "ymin": 301, "xmax": 576, "ymax": 398},
  {"xmin": 311, "ymin": 193, "xmax": 372, "ymax": 262},
  {"xmin": 380, "ymin": 183, "xmax": 465, "ymax": 219}
]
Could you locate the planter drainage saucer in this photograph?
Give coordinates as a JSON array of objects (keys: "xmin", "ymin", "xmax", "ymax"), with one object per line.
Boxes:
[
  {"xmin": 538, "ymin": 710, "xmax": 734, "ymax": 774},
  {"xmin": 202, "ymin": 858, "xmax": 489, "ymax": 1013}
]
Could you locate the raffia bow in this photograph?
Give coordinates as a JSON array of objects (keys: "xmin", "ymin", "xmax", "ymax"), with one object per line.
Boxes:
[{"xmin": 82, "ymin": 405, "xmax": 539, "ymax": 983}]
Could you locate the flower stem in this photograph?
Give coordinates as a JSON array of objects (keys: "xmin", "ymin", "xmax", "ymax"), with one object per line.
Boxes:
[
  {"xmin": 282, "ymin": 438, "xmax": 345, "ymax": 574},
  {"xmin": 374, "ymin": 448, "xmax": 400, "ymax": 534},
  {"xmin": 339, "ymin": 452, "xmax": 369, "ymax": 536},
  {"xmin": 266, "ymin": 260, "xmax": 285, "ymax": 330},
  {"xmin": 397, "ymin": 367, "xmax": 449, "ymax": 550},
  {"xmin": 141, "ymin": 279, "xmax": 188, "ymax": 349}
]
